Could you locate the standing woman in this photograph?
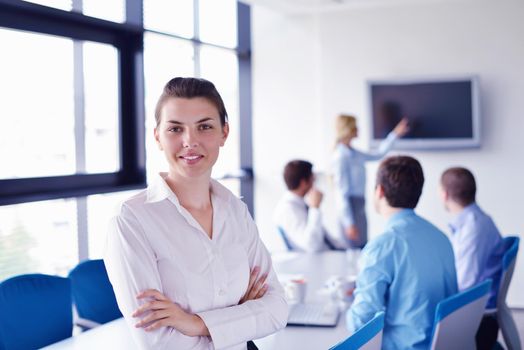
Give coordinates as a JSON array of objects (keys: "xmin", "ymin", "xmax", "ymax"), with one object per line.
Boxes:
[
  {"xmin": 105, "ymin": 77, "xmax": 288, "ymax": 349},
  {"xmin": 332, "ymin": 114, "xmax": 408, "ymax": 249}
]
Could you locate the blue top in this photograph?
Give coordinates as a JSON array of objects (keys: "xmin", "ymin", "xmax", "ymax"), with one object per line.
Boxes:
[
  {"xmin": 332, "ymin": 132, "xmax": 397, "ymax": 227},
  {"xmin": 449, "ymin": 203, "xmax": 504, "ymax": 308},
  {"xmin": 347, "ymin": 209, "xmax": 457, "ymax": 350}
]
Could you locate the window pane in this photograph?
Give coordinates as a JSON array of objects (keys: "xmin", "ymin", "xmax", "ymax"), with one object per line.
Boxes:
[
  {"xmin": 83, "ymin": 0, "xmax": 125, "ymax": 23},
  {"xmin": 0, "ymin": 28, "xmax": 75, "ymax": 179},
  {"xmin": 0, "ymin": 199, "xmax": 78, "ymax": 281},
  {"xmin": 144, "ymin": 0, "xmax": 193, "ymax": 39},
  {"xmin": 22, "ymin": 0, "xmax": 71, "ymax": 11},
  {"xmin": 144, "ymin": 33, "xmax": 195, "ymax": 180},
  {"xmin": 199, "ymin": 46, "xmax": 239, "ymax": 179},
  {"xmin": 199, "ymin": 0, "xmax": 237, "ymax": 48},
  {"xmin": 87, "ymin": 190, "xmax": 139, "ymax": 259},
  {"xmin": 84, "ymin": 41, "xmax": 120, "ymax": 174}
]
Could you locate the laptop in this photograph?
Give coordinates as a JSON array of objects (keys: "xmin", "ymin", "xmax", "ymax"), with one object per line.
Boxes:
[{"xmin": 287, "ymin": 303, "xmax": 340, "ymax": 327}]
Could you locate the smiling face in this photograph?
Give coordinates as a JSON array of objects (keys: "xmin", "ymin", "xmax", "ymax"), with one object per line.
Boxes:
[{"xmin": 154, "ymin": 97, "xmax": 229, "ymax": 181}]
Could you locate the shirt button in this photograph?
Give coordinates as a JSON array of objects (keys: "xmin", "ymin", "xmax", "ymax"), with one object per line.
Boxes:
[{"xmin": 218, "ymin": 289, "xmax": 226, "ymax": 296}]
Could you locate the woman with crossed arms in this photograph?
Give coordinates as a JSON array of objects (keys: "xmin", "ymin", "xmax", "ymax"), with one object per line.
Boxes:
[{"xmin": 105, "ymin": 77, "xmax": 288, "ymax": 349}]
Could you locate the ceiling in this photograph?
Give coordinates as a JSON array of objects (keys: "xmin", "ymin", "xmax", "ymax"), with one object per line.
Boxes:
[{"xmin": 240, "ymin": 0, "xmax": 467, "ymax": 14}]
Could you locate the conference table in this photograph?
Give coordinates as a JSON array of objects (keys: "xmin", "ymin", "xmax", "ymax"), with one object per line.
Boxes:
[{"xmin": 43, "ymin": 251, "xmax": 356, "ymax": 350}]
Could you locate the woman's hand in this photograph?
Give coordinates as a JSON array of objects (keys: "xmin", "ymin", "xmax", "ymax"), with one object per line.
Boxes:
[
  {"xmin": 346, "ymin": 225, "xmax": 359, "ymax": 241},
  {"xmin": 239, "ymin": 266, "xmax": 268, "ymax": 304},
  {"xmin": 393, "ymin": 117, "xmax": 409, "ymax": 137},
  {"xmin": 133, "ymin": 289, "xmax": 209, "ymax": 337}
]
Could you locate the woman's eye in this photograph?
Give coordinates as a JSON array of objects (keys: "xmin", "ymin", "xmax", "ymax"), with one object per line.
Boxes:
[{"xmin": 199, "ymin": 124, "xmax": 213, "ymax": 130}]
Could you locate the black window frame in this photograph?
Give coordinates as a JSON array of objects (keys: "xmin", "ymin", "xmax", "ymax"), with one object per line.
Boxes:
[{"xmin": 0, "ymin": 0, "xmax": 147, "ymax": 206}]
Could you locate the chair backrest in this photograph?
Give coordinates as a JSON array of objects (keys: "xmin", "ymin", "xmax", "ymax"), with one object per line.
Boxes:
[
  {"xmin": 68, "ymin": 259, "xmax": 122, "ymax": 324},
  {"xmin": 277, "ymin": 226, "xmax": 294, "ymax": 251},
  {"xmin": 496, "ymin": 236, "xmax": 519, "ymax": 308},
  {"xmin": 0, "ymin": 274, "xmax": 72, "ymax": 350},
  {"xmin": 430, "ymin": 279, "xmax": 492, "ymax": 350},
  {"xmin": 329, "ymin": 311, "xmax": 385, "ymax": 350}
]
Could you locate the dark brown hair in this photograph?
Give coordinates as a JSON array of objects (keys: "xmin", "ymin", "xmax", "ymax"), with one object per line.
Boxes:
[
  {"xmin": 154, "ymin": 77, "xmax": 228, "ymax": 127},
  {"xmin": 440, "ymin": 167, "xmax": 476, "ymax": 206},
  {"xmin": 376, "ymin": 156, "xmax": 424, "ymax": 208},
  {"xmin": 284, "ymin": 160, "xmax": 313, "ymax": 190}
]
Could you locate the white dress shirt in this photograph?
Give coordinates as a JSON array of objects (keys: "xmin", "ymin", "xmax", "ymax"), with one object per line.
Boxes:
[
  {"xmin": 273, "ymin": 191, "xmax": 329, "ymax": 252},
  {"xmin": 104, "ymin": 173, "xmax": 288, "ymax": 350}
]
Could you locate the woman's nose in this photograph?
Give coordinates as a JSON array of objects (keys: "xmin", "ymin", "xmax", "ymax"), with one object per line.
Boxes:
[{"xmin": 182, "ymin": 130, "xmax": 198, "ymax": 148}]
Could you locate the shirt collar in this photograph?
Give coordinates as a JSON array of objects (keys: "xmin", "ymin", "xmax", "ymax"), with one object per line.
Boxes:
[
  {"xmin": 145, "ymin": 172, "xmax": 232, "ymax": 207},
  {"xmin": 449, "ymin": 202, "xmax": 480, "ymax": 233},
  {"xmin": 284, "ymin": 191, "xmax": 305, "ymax": 203},
  {"xmin": 385, "ymin": 208, "xmax": 416, "ymax": 230},
  {"xmin": 449, "ymin": 202, "xmax": 479, "ymax": 233},
  {"xmin": 146, "ymin": 173, "xmax": 176, "ymax": 203}
]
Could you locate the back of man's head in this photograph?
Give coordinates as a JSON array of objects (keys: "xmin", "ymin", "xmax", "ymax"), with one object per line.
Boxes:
[
  {"xmin": 376, "ymin": 156, "xmax": 424, "ymax": 209},
  {"xmin": 440, "ymin": 167, "xmax": 476, "ymax": 207},
  {"xmin": 283, "ymin": 160, "xmax": 313, "ymax": 190}
]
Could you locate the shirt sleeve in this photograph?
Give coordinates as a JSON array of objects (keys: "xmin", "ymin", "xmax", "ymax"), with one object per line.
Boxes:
[
  {"xmin": 333, "ymin": 150, "xmax": 355, "ymax": 227},
  {"xmin": 359, "ymin": 131, "xmax": 398, "ymax": 162},
  {"xmin": 346, "ymin": 234, "xmax": 397, "ymax": 332},
  {"xmin": 104, "ymin": 204, "xmax": 211, "ymax": 349},
  {"xmin": 452, "ymin": 216, "xmax": 487, "ymax": 291},
  {"xmin": 277, "ymin": 201, "xmax": 326, "ymax": 252},
  {"xmin": 196, "ymin": 202, "xmax": 289, "ymax": 349}
]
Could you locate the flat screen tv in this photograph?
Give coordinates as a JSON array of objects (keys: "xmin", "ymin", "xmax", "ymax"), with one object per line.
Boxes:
[{"xmin": 368, "ymin": 76, "xmax": 480, "ymax": 149}]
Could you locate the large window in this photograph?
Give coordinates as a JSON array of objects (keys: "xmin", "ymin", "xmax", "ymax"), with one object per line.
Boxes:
[
  {"xmin": 0, "ymin": 0, "xmax": 146, "ymax": 205},
  {"xmin": 0, "ymin": 1, "xmax": 252, "ymax": 277}
]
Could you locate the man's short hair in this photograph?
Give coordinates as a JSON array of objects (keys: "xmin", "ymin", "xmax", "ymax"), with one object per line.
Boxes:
[
  {"xmin": 376, "ymin": 156, "xmax": 424, "ymax": 208},
  {"xmin": 440, "ymin": 167, "xmax": 476, "ymax": 206},
  {"xmin": 283, "ymin": 160, "xmax": 313, "ymax": 190}
]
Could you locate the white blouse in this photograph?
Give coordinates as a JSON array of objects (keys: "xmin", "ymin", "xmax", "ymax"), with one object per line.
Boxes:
[{"xmin": 104, "ymin": 173, "xmax": 288, "ymax": 350}]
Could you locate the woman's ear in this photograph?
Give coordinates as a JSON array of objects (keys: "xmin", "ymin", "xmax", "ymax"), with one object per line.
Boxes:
[
  {"xmin": 220, "ymin": 123, "xmax": 229, "ymax": 146},
  {"xmin": 154, "ymin": 127, "xmax": 163, "ymax": 150}
]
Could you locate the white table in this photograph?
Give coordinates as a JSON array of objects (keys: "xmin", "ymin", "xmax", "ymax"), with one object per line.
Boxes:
[
  {"xmin": 254, "ymin": 251, "xmax": 354, "ymax": 350},
  {"xmin": 44, "ymin": 251, "xmax": 354, "ymax": 350},
  {"xmin": 41, "ymin": 317, "xmax": 133, "ymax": 350}
]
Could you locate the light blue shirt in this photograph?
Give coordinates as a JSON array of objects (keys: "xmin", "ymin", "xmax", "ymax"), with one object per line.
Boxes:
[
  {"xmin": 332, "ymin": 131, "xmax": 397, "ymax": 227},
  {"xmin": 347, "ymin": 209, "xmax": 457, "ymax": 350},
  {"xmin": 449, "ymin": 203, "xmax": 504, "ymax": 308}
]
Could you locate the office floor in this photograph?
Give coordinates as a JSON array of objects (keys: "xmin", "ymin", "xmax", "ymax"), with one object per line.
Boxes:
[{"xmin": 499, "ymin": 309, "xmax": 524, "ymax": 348}]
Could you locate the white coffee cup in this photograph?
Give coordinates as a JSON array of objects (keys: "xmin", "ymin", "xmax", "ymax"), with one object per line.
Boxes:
[
  {"xmin": 284, "ymin": 278, "xmax": 308, "ymax": 303},
  {"xmin": 325, "ymin": 275, "xmax": 356, "ymax": 302}
]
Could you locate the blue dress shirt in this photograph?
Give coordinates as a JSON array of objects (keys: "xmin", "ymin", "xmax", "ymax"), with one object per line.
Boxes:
[
  {"xmin": 449, "ymin": 203, "xmax": 504, "ymax": 308},
  {"xmin": 347, "ymin": 209, "xmax": 457, "ymax": 350},
  {"xmin": 332, "ymin": 132, "xmax": 397, "ymax": 227}
]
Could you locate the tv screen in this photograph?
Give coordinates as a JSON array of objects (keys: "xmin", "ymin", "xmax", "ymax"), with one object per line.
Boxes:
[{"xmin": 368, "ymin": 76, "xmax": 480, "ymax": 149}]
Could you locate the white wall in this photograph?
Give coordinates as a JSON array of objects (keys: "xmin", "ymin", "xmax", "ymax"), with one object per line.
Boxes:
[
  {"xmin": 252, "ymin": 0, "xmax": 524, "ymax": 306},
  {"xmin": 251, "ymin": 6, "xmax": 322, "ymax": 250}
]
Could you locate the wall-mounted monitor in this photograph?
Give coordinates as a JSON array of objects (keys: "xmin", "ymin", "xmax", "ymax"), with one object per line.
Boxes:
[{"xmin": 368, "ymin": 76, "xmax": 480, "ymax": 150}]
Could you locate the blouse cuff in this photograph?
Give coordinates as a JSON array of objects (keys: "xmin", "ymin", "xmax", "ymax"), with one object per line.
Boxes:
[{"xmin": 197, "ymin": 304, "xmax": 256, "ymax": 349}]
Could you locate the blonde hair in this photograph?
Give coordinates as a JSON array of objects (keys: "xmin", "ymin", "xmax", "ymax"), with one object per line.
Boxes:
[{"xmin": 335, "ymin": 114, "xmax": 357, "ymax": 142}]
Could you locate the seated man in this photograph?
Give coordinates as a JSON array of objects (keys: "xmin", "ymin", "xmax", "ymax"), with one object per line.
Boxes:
[
  {"xmin": 347, "ymin": 156, "xmax": 457, "ymax": 350},
  {"xmin": 273, "ymin": 160, "xmax": 339, "ymax": 252},
  {"xmin": 440, "ymin": 167, "xmax": 505, "ymax": 349}
]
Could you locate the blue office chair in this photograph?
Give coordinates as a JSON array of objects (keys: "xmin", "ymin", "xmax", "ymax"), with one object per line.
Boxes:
[
  {"xmin": 430, "ymin": 279, "xmax": 492, "ymax": 350},
  {"xmin": 329, "ymin": 311, "xmax": 385, "ymax": 350},
  {"xmin": 486, "ymin": 236, "xmax": 521, "ymax": 350},
  {"xmin": 0, "ymin": 274, "xmax": 73, "ymax": 350},
  {"xmin": 277, "ymin": 226, "xmax": 294, "ymax": 251},
  {"xmin": 68, "ymin": 259, "xmax": 122, "ymax": 327}
]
